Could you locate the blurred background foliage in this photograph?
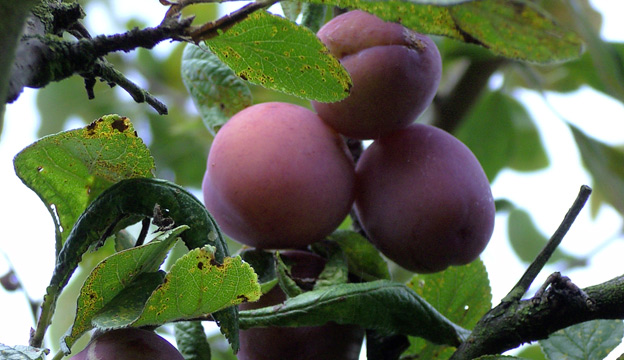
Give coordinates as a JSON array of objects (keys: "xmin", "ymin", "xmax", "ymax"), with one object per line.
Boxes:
[{"xmin": 21, "ymin": 0, "xmax": 624, "ymax": 358}]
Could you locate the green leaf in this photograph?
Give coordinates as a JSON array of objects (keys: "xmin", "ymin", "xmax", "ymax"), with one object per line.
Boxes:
[
  {"xmin": 181, "ymin": 44, "xmax": 253, "ymax": 136},
  {"xmin": 539, "ymin": 320, "xmax": 624, "ymax": 360},
  {"xmin": 311, "ymin": 241, "xmax": 349, "ymax": 289},
  {"xmin": 307, "ymin": 0, "xmax": 582, "ymax": 63},
  {"xmin": 570, "ymin": 124, "xmax": 624, "ymax": 217},
  {"xmin": 507, "ymin": 209, "xmax": 582, "ymax": 266},
  {"xmin": 275, "ymin": 251, "xmax": 304, "ymax": 298},
  {"xmin": 326, "ymin": 230, "xmax": 391, "ymax": 281},
  {"xmin": 239, "ymin": 280, "xmax": 469, "ymax": 347},
  {"xmin": 205, "ymin": 10, "xmax": 351, "ymax": 102},
  {"xmin": 403, "ymin": 259, "xmax": 492, "ymax": 359},
  {"xmin": 475, "ymin": 356, "xmax": 530, "ymax": 360},
  {"xmin": 0, "ymin": 344, "xmax": 48, "ymax": 360},
  {"xmin": 13, "ymin": 115, "xmax": 155, "ymax": 250},
  {"xmin": 61, "ymin": 226, "xmax": 185, "ymax": 351},
  {"xmin": 91, "ymin": 247, "xmax": 262, "ymax": 328},
  {"xmin": 174, "ymin": 321, "xmax": 212, "ymax": 360}
]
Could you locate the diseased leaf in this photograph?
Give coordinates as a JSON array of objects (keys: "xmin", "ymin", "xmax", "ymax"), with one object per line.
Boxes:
[
  {"xmin": 0, "ymin": 344, "xmax": 48, "ymax": 360},
  {"xmin": 43, "ymin": 178, "xmax": 239, "ymax": 351},
  {"xmin": 305, "ymin": 0, "xmax": 582, "ymax": 63},
  {"xmin": 570, "ymin": 124, "xmax": 624, "ymax": 217},
  {"xmin": 13, "ymin": 115, "xmax": 155, "ymax": 250},
  {"xmin": 174, "ymin": 321, "xmax": 212, "ymax": 360},
  {"xmin": 205, "ymin": 10, "xmax": 351, "ymax": 102},
  {"xmin": 404, "ymin": 259, "xmax": 492, "ymax": 359},
  {"xmin": 539, "ymin": 320, "xmax": 624, "ymax": 360},
  {"xmin": 181, "ymin": 44, "xmax": 253, "ymax": 136},
  {"xmin": 61, "ymin": 226, "xmax": 185, "ymax": 352},
  {"xmin": 239, "ymin": 280, "xmax": 469, "ymax": 347},
  {"xmin": 91, "ymin": 247, "xmax": 261, "ymax": 329}
]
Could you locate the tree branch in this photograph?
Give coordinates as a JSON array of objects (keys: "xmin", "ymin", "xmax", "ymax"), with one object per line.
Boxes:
[
  {"xmin": 503, "ymin": 185, "xmax": 592, "ymax": 303},
  {"xmin": 0, "ymin": 0, "xmax": 40, "ymax": 126},
  {"xmin": 450, "ymin": 273, "xmax": 624, "ymax": 359},
  {"xmin": 450, "ymin": 185, "xmax": 600, "ymax": 359},
  {"xmin": 6, "ymin": 13, "xmax": 193, "ymax": 113}
]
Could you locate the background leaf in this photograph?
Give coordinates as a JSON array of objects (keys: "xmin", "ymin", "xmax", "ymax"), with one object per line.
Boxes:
[
  {"xmin": 61, "ymin": 226, "xmax": 185, "ymax": 351},
  {"xmin": 455, "ymin": 90, "xmax": 549, "ymax": 181},
  {"xmin": 92, "ymin": 247, "xmax": 261, "ymax": 329},
  {"xmin": 403, "ymin": 259, "xmax": 492, "ymax": 359},
  {"xmin": 13, "ymin": 115, "xmax": 154, "ymax": 249},
  {"xmin": 570, "ymin": 124, "xmax": 624, "ymax": 217},
  {"xmin": 205, "ymin": 10, "xmax": 351, "ymax": 102},
  {"xmin": 539, "ymin": 320, "xmax": 624, "ymax": 360},
  {"xmin": 239, "ymin": 280, "xmax": 469, "ymax": 347},
  {"xmin": 181, "ymin": 44, "xmax": 253, "ymax": 136},
  {"xmin": 507, "ymin": 209, "xmax": 583, "ymax": 267}
]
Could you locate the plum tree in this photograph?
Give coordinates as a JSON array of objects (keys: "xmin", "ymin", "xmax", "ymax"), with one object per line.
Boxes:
[
  {"xmin": 354, "ymin": 123, "xmax": 495, "ymax": 273},
  {"xmin": 202, "ymin": 102, "xmax": 355, "ymax": 249},
  {"xmin": 311, "ymin": 10, "xmax": 442, "ymax": 140},
  {"xmin": 70, "ymin": 328, "xmax": 184, "ymax": 360},
  {"xmin": 238, "ymin": 250, "xmax": 365, "ymax": 360}
]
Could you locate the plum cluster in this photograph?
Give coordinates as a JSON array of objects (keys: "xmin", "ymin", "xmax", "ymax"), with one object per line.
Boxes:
[
  {"xmin": 203, "ymin": 9, "xmax": 494, "ymax": 273},
  {"xmin": 202, "ymin": 9, "xmax": 495, "ymax": 359}
]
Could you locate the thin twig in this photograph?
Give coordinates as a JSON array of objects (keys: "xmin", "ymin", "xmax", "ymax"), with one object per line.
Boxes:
[
  {"xmin": 502, "ymin": 185, "xmax": 592, "ymax": 303},
  {"xmin": 90, "ymin": 60, "xmax": 168, "ymax": 115},
  {"xmin": 189, "ymin": 0, "xmax": 281, "ymax": 42}
]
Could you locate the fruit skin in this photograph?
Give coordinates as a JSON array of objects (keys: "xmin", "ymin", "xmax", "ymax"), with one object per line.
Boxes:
[
  {"xmin": 70, "ymin": 328, "xmax": 184, "ymax": 360},
  {"xmin": 354, "ymin": 123, "xmax": 495, "ymax": 273},
  {"xmin": 238, "ymin": 250, "xmax": 364, "ymax": 360},
  {"xmin": 203, "ymin": 102, "xmax": 355, "ymax": 249},
  {"xmin": 311, "ymin": 10, "xmax": 442, "ymax": 140}
]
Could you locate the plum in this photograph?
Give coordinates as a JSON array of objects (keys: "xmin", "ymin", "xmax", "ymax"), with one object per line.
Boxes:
[
  {"xmin": 311, "ymin": 10, "xmax": 442, "ymax": 140},
  {"xmin": 354, "ymin": 123, "xmax": 495, "ymax": 273},
  {"xmin": 238, "ymin": 250, "xmax": 364, "ymax": 360},
  {"xmin": 70, "ymin": 328, "xmax": 183, "ymax": 360},
  {"xmin": 203, "ymin": 102, "xmax": 355, "ymax": 249}
]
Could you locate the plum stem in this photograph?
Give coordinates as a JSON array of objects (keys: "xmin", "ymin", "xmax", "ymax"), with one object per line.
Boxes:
[{"xmin": 502, "ymin": 184, "xmax": 592, "ymax": 303}]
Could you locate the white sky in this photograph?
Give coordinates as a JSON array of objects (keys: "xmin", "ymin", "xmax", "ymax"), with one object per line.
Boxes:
[{"xmin": 1, "ymin": 0, "xmax": 624, "ymax": 358}]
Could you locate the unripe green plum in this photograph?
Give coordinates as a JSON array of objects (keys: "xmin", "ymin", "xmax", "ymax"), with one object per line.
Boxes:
[
  {"xmin": 354, "ymin": 123, "xmax": 495, "ymax": 273},
  {"xmin": 203, "ymin": 102, "xmax": 355, "ymax": 249},
  {"xmin": 311, "ymin": 10, "xmax": 442, "ymax": 140},
  {"xmin": 70, "ymin": 328, "xmax": 184, "ymax": 360},
  {"xmin": 238, "ymin": 250, "xmax": 364, "ymax": 360}
]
